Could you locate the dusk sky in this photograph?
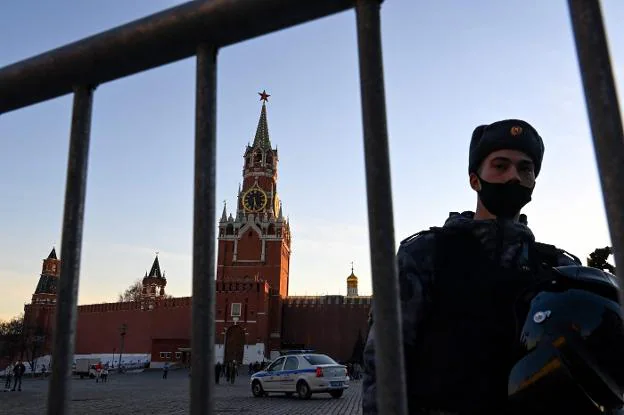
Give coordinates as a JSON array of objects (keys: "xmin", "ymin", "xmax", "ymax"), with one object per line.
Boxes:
[{"xmin": 1, "ymin": 0, "xmax": 623, "ymax": 320}]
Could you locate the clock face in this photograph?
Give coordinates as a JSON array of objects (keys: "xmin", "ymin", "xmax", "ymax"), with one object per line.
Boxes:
[{"xmin": 243, "ymin": 188, "xmax": 267, "ymax": 212}]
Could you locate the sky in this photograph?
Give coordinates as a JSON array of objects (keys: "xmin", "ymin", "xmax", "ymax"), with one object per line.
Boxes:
[{"xmin": 1, "ymin": 0, "xmax": 623, "ymax": 320}]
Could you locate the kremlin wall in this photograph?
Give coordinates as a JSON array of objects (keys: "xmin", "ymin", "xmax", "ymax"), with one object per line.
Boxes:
[{"xmin": 23, "ymin": 96, "xmax": 371, "ymax": 367}]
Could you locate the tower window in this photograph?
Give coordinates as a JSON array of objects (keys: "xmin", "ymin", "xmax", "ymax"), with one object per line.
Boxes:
[{"xmin": 231, "ymin": 303, "xmax": 242, "ymax": 317}]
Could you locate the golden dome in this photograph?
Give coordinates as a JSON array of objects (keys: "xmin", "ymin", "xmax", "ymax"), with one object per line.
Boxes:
[{"xmin": 347, "ymin": 272, "xmax": 358, "ymax": 283}]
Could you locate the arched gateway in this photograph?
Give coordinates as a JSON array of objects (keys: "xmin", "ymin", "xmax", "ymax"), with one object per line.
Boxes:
[{"xmin": 224, "ymin": 324, "xmax": 245, "ymax": 364}]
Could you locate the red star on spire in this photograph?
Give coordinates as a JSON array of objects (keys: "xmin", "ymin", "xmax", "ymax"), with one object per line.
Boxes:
[{"xmin": 258, "ymin": 90, "xmax": 270, "ymax": 102}]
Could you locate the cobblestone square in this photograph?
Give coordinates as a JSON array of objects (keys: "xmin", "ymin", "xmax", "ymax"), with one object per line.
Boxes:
[{"xmin": 1, "ymin": 369, "xmax": 363, "ymax": 414}]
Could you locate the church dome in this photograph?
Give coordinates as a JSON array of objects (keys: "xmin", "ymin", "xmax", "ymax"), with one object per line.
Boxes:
[{"xmin": 347, "ymin": 265, "xmax": 358, "ymax": 289}]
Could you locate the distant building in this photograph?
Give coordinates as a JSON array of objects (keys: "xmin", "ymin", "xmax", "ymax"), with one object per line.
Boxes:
[{"xmin": 24, "ymin": 94, "xmax": 371, "ymax": 366}]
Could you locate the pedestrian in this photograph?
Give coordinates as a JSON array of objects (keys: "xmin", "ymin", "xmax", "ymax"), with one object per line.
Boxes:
[
  {"xmin": 95, "ymin": 361, "xmax": 102, "ymax": 383},
  {"xmin": 214, "ymin": 361, "xmax": 222, "ymax": 384},
  {"xmin": 162, "ymin": 362, "xmax": 169, "ymax": 379},
  {"xmin": 4, "ymin": 363, "xmax": 13, "ymax": 391},
  {"xmin": 12, "ymin": 361, "xmax": 26, "ymax": 391},
  {"xmin": 225, "ymin": 362, "xmax": 230, "ymax": 383},
  {"xmin": 101, "ymin": 366, "xmax": 108, "ymax": 383},
  {"xmin": 362, "ymin": 119, "xmax": 586, "ymax": 414},
  {"xmin": 229, "ymin": 361, "xmax": 236, "ymax": 385}
]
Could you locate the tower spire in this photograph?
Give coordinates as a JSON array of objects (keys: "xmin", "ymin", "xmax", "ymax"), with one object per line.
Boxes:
[
  {"xmin": 148, "ymin": 255, "xmax": 163, "ymax": 278},
  {"xmin": 252, "ymin": 90, "xmax": 271, "ymax": 149},
  {"xmin": 220, "ymin": 201, "xmax": 227, "ymax": 222}
]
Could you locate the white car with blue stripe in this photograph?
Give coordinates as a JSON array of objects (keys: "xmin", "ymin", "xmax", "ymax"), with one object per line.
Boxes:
[{"xmin": 250, "ymin": 352, "xmax": 349, "ymax": 399}]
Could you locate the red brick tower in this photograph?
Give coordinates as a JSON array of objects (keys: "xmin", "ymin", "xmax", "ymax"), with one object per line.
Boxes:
[
  {"xmin": 23, "ymin": 247, "xmax": 61, "ymax": 356},
  {"xmin": 140, "ymin": 254, "xmax": 167, "ymax": 310},
  {"xmin": 217, "ymin": 91, "xmax": 291, "ymax": 360}
]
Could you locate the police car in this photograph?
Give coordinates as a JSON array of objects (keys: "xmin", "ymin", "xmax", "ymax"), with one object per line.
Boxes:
[{"xmin": 250, "ymin": 351, "xmax": 349, "ymax": 399}]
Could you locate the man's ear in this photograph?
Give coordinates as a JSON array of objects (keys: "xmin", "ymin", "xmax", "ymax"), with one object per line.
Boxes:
[{"xmin": 469, "ymin": 172, "xmax": 481, "ymax": 192}]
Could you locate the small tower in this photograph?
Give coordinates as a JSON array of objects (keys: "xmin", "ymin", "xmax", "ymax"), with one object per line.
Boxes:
[
  {"xmin": 346, "ymin": 262, "xmax": 358, "ymax": 297},
  {"xmin": 23, "ymin": 247, "xmax": 61, "ymax": 357},
  {"xmin": 142, "ymin": 254, "xmax": 167, "ymax": 304},
  {"xmin": 32, "ymin": 247, "xmax": 61, "ymax": 304}
]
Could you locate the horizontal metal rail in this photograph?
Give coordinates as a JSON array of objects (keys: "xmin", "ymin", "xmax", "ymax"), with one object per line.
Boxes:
[{"xmin": 0, "ymin": 0, "xmax": 354, "ymax": 114}]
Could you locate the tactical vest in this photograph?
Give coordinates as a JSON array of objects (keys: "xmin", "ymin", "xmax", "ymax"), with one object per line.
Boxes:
[{"xmin": 407, "ymin": 228, "xmax": 555, "ymax": 415}]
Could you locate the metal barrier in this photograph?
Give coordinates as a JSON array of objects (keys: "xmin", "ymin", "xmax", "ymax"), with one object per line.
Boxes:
[{"xmin": 0, "ymin": 0, "xmax": 622, "ymax": 414}]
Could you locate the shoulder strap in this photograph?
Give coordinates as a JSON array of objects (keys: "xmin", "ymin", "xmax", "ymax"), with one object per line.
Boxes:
[
  {"xmin": 534, "ymin": 242, "xmax": 582, "ymax": 267},
  {"xmin": 399, "ymin": 227, "xmax": 440, "ymax": 247}
]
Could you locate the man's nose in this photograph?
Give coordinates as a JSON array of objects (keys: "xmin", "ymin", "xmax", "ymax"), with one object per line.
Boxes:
[{"xmin": 504, "ymin": 165, "xmax": 522, "ymax": 183}]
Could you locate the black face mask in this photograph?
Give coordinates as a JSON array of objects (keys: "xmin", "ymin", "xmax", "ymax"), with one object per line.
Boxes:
[{"xmin": 477, "ymin": 176, "xmax": 534, "ymax": 220}]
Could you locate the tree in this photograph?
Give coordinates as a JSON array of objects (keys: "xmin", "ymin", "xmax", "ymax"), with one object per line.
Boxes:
[
  {"xmin": 587, "ymin": 246, "xmax": 616, "ymax": 275},
  {"xmin": 0, "ymin": 313, "xmax": 24, "ymax": 361},
  {"xmin": 117, "ymin": 279, "xmax": 173, "ymax": 302},
  {"xmin": 22, "ymin": 324, "xmax": 47, "ymax": 373},
  {"xmin": 118, "ymin": 279, "xmax": 144, "ymax": 302}
]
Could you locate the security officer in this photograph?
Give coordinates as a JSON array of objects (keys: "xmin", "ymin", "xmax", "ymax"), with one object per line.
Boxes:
[{"xmin": 362, "ymin": 119, "xmax": 581, "ymax": 414}]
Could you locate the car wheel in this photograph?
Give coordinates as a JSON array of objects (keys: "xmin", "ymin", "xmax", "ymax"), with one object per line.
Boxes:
[
  {"xmin": 251, "ymin": 380, "xmax": 264, "ymax": 398},
  {"xmin": 296, "ymin": 380, "xmax": 312, "ymax": 400},
  {"xmin": 329, "ymin": 390, "xmax": 344, "ymax": 399}
]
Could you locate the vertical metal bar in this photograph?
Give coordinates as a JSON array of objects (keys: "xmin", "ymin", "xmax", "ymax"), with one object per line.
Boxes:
[
  {"xmin": 355, "ymin": 1, "xmax": 408, "ymax": 414},
  {"xmin": 47, "ymin": 85, "xmax": 94, "ymax": 415},
  {"xmin": 191, "ymin": 43, "xmax": 218, "ymax": 415},
  {"xmin": 568, "ymin": 0, "xmax": 624, "ymax": 304}
]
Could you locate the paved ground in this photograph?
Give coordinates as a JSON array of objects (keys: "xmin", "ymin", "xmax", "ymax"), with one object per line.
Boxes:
[{"xmin": 1, "ymin": 369, "xmax": 363, "ymax": 414}]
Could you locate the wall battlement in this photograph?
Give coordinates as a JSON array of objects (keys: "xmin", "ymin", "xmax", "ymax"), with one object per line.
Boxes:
[
  {"xmin": 77, "ymin": 296, "xmax": 192, "ymax": 313},
  {"xmin": 285, "ymin": 295, "xmax": 372, "ymax": 307}
]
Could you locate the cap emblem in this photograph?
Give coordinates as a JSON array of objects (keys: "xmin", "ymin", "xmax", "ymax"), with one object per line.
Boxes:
[{"xmin": 510, "ymin": 126, "xmax": 523, "ymax": 136}]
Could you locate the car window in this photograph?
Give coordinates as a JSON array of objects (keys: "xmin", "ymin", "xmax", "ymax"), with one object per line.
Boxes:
[
  {"xmin": 283, "ymin": 356, "xmax": 299, "ymax": 371},
  {"xmin": 267, "ymin": 357, "xmax": 285, "ymax": 372},
  {"xmin": 302, "ymin": 354, "xmax": 337, "ymax": 365}
]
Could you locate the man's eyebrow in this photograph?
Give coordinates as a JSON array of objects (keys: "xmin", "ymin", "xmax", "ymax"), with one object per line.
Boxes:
[
  {"xmin": 490, "ymin": 157, "xmax": 533, "ymax": 165},
  {"xmin": 518, "ymin": 159, "xmax": 534, "ymax": 166}
]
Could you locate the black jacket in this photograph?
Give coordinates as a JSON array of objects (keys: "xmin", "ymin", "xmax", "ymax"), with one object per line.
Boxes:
[{"xmin": 362, "ymin": 212, "xmax": 581, "ymax": 414}]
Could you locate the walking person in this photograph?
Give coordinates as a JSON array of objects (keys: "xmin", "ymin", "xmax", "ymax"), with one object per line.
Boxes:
[
  {"xmin": 4, "ymin": 363, "xmax": 13, "ymax": 391},
  {"xmin": 229, "ymin": 361, "xmax": 236, "ymax": 385},
  {"xmin": 95, "ymin": 362, "xmax": 102, "ymax": 383},
  {"xmin": 214, "ymin": 361, "xmax": 222, "ymax": 384},
  {"xmin": 162, "ymin": 362, "xmax": 169, "ymax": 379},
  {"xmin": 12, "ymin": 361, "xmax": 25, "ymax": 391}
]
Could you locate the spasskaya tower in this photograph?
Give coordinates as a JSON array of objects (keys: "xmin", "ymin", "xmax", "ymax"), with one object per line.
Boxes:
[{"xmin": 217, "ymin": 91, "xmax": 291, "ymax": 355}]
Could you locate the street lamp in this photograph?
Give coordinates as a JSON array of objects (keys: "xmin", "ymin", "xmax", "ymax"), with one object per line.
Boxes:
[
  {"xmin": 118, "ymin": 323, "xmax": 127, "ymax": 371},
  {"xmin": 112, "ymin": 347, "xmax": 116, "ymax": 369}
]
